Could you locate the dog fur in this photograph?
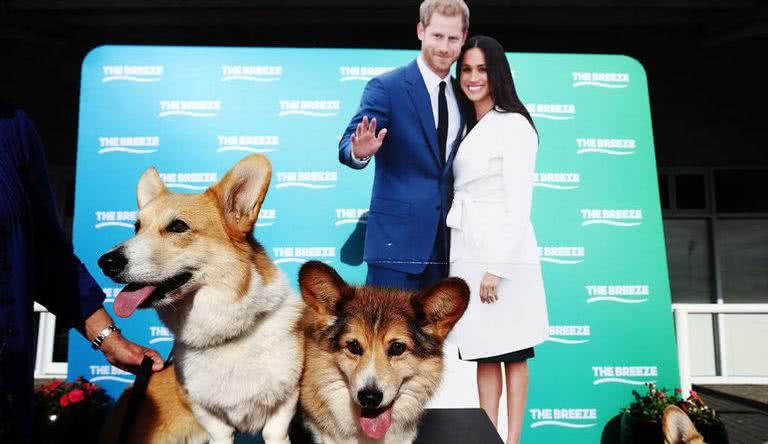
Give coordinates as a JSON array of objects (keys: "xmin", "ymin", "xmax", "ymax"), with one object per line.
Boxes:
[
  {"xmin": 296, "ymin": 261, "xmax": 469, "ymax": 444},
  {"xmin": 99, "ymin": 154, "xmax": 303, "ymax": 444},
  {"xmin": 663, "ymin": 405, "xmax": 706, "ymax": 444}
]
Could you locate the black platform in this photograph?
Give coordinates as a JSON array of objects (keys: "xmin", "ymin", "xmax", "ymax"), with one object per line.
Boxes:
[{"xmin": 275, "ymin": 408, "xmax": 504, "ymax": 444}]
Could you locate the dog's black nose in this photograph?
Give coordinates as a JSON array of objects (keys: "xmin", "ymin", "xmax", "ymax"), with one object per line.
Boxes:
[
  {"xmin": 357, "ymin": 387, "xmax": 383, "ymax": 409},
  {"xmin": 98, "ymin": 248, "xmax": 128, "ymax": 278}
]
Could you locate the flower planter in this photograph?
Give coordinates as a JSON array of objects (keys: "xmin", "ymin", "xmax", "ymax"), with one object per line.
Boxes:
[{"xmin": 619, "ymin": 412, "xmax": 664, "ymax": 444}]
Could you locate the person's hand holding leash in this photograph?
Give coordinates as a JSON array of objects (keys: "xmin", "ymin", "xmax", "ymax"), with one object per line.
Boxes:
[
  {"xmin": 351, "ymin": 115, "xmax": 388, "ymax": 159},
  {"xmin": 479, "ymin": 272, "xmax": 502, "ymax": 303}
]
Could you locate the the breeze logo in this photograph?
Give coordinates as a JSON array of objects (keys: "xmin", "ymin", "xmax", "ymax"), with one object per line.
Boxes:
[
  {"xmin": 538, "ymin": 246, "xmax": 585, "ymax": 265},
  {"xmin": 98, "ymin": 136, "xmax": 159, "ymax": 155},
  {"xmin": 272, "ymin": 247, "xmax": 336, "ymax": 265},
  {"xmin": 572, "ymin": 72, "xmax": 630, "ymax": 88},
  {"xmin": 534, "ymin": 172, "xmax": 580, "ymax": 190},
  {"xmin": 89, "ymin": 365, "xmax": 134, "ymax": 384},
  {"xmin": 339, "ymin": 66, "xmax": 395, "ymax": 82},
  {"xmin": 95, "ymin": 210, "xmax": 136, "ymax": 229},
  {"xmin": 581, "ymin": 209, "xmax": 643, "ymax": 227},
  {"xmin": 546, "ymin": 325, "xmax": 591, "ymax": 345},
  {"xmin": 529, "ymin": 408, "xmax": 597, "ymax": 429},
  {"xmin": 257, "ymin": 209, "xmax": 277, "ymax": 228},
  {"xmin": 159, "ymin": 172, "xmax": 217, "ymax": 191},
  {"xmin": 217, "ymin": 135, "xmax": 279, "ymax": 154},
  {"xmin": 576, "ymin": 138, "xmax": 636, "ymax": 156},
  {"xmin": 526, "ymin": 103, "xmax": 576, "ymax": 120},
  {"xmin": 276, "ymin": 171, "xmax": 337, "ymax": 189},
  {"xmin": 149, "ymin": 326, "xmax": 174, "ymax": 345},
  {"xmin": 159, "ymin": 100, "xmax": 221, "ymax": 118},
  {"xmin": 593, "ymin": 366, "xmax": 657, "ymax": 386},
  {"xmin": 221, "ymin": 65, "xmax": 282, "ymax": 82},
  {"xmin": 102, "ymin": 65, "xmax": 163, "ymax": 83},
  {"xmin": 585, "ymin": 284, "xmax": 649, "ymax": 304},
  {"xmin": 279, "ymin": 100, "xmax": 340, "ymax": 117},
  {"xmin": 102, "ymin": 287, "xmax": 123, "ymax": 304},
  {"xmin": 335, "ymin": 208, "xmax": 368, "ymax": 226}
]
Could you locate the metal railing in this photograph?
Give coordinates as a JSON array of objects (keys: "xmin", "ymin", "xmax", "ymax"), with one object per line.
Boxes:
[{"xmin": 672, "ymin": 303, "xmax": 768, "ymax": 395}]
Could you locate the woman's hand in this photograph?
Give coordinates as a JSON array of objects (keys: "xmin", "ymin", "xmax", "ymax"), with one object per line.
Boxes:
[{"xmin": 479, "ymin": 272, "xmax": 502, "ymax": 303}]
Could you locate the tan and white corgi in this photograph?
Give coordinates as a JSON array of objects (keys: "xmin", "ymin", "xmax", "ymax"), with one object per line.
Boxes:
[
  {"xmin": 98, "ymin": 154, "xmax": 303, "ymax": 444},
  {"xmin": 296, "ymin": 261, "xmax": 469, "ymax": 444},
  {"xmin": 663, "ymin": 405, "xmax": 706, "ymax": 444}
]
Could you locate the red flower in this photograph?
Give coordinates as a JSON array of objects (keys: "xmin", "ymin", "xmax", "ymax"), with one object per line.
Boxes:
[
  {"xmin": 68, "ymin": 389, "xmax": 85, "ymax": 404},
  {"xmin": 658, "ymin": 392, "xmax": 666, "ymax": 398},
  {"xmin": 59, "ymin": 394, "xmax": 70, "ymax": 407},
  {"xmin": 46, "ymin": 380, "xmax": 64, "ymax": 392},
  {"xmin": 674, "ymin": 388, "xmax": 682, "ymax": 394},
  {"xmin": 690, "ymin": 390, "xmax": 698, "ymax": 398}
]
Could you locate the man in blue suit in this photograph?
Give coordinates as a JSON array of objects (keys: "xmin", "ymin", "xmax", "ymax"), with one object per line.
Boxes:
[{"xmin": 339, "ymin": 0, "xmax": 469, "ymax": 289}]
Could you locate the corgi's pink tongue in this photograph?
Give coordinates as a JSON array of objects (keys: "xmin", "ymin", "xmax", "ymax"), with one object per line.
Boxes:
[
  {"xmin": 114, "ymin": 285, "xmax": 157, "ymax": 318},
  {"xmin": 359, "ymin": 408, "xmax": 392, "ymax": 440}
]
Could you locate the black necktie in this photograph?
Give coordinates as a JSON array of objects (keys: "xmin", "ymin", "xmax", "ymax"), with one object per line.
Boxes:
[{"xmin": 437, "ymin": 81, "xmax": 448, "ymax": 165}]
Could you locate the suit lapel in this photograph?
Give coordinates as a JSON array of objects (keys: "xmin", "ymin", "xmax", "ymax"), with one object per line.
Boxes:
[{"xmin": 405, "ymin": 61, "xmax": 441, "ymax": 167}]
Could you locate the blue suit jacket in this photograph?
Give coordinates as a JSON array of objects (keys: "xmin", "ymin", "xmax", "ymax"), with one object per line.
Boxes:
[
  {"xmin": 0, "ymin": 105, "xmax": 105, "ymax": 443},
  {"xmin": 339, "ymin": 60, "xmax": 464, "ymax": 274}
]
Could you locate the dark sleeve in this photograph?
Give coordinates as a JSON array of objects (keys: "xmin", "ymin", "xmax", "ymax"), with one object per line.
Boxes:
[
  {"xmin": 17, "ymin": 110, "xmax": 105, "ymax": 328},
  {"xmin": 338, "ymin": 77, "xmax": 391, "ymax": 169}
]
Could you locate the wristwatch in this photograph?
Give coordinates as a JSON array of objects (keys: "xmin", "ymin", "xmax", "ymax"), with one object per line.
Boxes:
[{"xmin": 91, "ymin": 324, "xmax": 121, "ymax": 350}]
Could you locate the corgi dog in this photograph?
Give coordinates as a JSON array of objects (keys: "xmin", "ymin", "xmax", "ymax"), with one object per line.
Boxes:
[
  {"xmin": 663, "ymin": 405, "xmax": 706, "ymax": 444},
  {"xmin": 98, "ymin": 154, "xmax": 303, "ymax": 444},
  {"xmin": 296, "ymin": 261, "xmax": 469, "ymax": 444}
]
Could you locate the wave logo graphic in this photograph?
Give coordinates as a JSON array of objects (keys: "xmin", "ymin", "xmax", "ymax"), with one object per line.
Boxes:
[
  {"xmin": 336, "ymin": 208, "xmax": 368, "ymax": 226},
  {"xmin": 160, "ymin": 172, "xmax": 217, "ymax": 191},
  {"xmin": 538, "ymin": 246, "xmax": 585, "ymax": 265},
  {"xmin": 89, "ymin": 365, "xmax": 135, "ymax": 384},
  {"xmin": 530, "ymin": 409, "xmax": 597, "ymax": 429},
  {"xmin": 221, "ymin": 65, "xmax": 282, "ymax": 82},
  {"xmin": 572, "ymin": 72, "xmax": 629, "ymax": 89},
  {"xmin": 339, "ymin": 66, "xmax": 395, "ymax": 82},
  {"xmin": 217, "ymin": 135, "xmax": 279, "ymax": 154},
  {"xmin": 576, "ymin": 138, "xmax": 636, "ymax": 155},
  {"xmin": 276, "ymin": 171, "xmax": 337, "ymax": 190},
  {"xmin": 273, "ymin": 247, "xmax": 336, "ymax": 265},
  {"xmin": 102, "ymin": 65, "xmax": 163, "ymax": 83},
  {"xmin": 546, "ymin": 326, "xmax": 591, "ymax": 345},
  {"xmin": 95, "ymin": 211, "xmax": 136, "ymax": 230},
  {"xmin": 279, "ymin": 100, "xmax": 340, "ymax": 117},
  {"xmin": 527, "ymin": 104, "xmax": 576, "ymax": 121},
  {"xmin": 534, "ymin": 172, "xmax": 580, "ymax": 191},
  {"xmin": 159, "ymin": 100, "xmax": 220, "ymax": 118},
  {"xmin": 581, "ymin": 209, "xmax": 642, "ymax": 227},
  {"xmin": 98, "ymin": 136, "xmax": 160, "ymax": 155},
  {"xmin": 585, "ymin": 285, "xmax": 649, "ymax": 304},
  {"xmin": 593, "ymin": 366, "xmax": 657, "ymax": 386},
  {"xmin": 256, "ymin": 209, "xmax": 277, "ymax": 228}
]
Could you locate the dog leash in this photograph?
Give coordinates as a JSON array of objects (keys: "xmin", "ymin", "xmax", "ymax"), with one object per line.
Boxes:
[{"xmin": 117, "ymin": 346, "xmax": 175, "ymax": 444}]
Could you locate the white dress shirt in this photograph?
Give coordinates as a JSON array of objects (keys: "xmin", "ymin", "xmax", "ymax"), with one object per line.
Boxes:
[{"xmin": 416, "ymin": 55, "xmax": 461, "ymax": 162}]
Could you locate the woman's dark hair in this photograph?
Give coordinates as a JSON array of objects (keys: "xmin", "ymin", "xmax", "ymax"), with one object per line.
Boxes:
[{"xmin": 455, "ymin": 35, "xmax": 536, "ymax": 133}]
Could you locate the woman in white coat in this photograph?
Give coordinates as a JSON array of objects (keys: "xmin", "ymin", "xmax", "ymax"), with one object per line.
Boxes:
[{"xmin": 447, "ymin": 35, "xmax": 549, "ymax": 444}]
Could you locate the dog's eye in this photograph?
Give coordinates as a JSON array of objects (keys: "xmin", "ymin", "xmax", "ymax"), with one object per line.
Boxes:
[
  {"xmin": 134, "ymin": 220, "xmax": 141, "ymax": 233},
  {"xmin": 167, "ymin": 219, "xmax": 190, "ymax": 233},
  {"xmin": 388, "ymin": 342, "xmax": 407, "ymax": 357},
  {"xmin": 346, "ymin": 339, "xmax": 364, "ymax": 356}
]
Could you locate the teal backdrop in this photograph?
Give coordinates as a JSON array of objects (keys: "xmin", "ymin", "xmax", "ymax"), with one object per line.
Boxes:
[{"xmin": 68, "ymin": 45, "xmax": 679, "ymax": 443}]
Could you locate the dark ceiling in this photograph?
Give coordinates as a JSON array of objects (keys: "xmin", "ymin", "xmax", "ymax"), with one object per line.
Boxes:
[{"xmin": 2, "ymin": 0, "xmax": 767, "ymax": 168}]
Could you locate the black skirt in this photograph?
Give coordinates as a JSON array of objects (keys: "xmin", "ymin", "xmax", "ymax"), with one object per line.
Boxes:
[{"xmin": 459, "ymin": 347, "xmax": 535, "ymax": 363}]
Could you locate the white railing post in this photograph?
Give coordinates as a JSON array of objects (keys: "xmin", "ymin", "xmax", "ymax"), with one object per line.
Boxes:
[{"xmin": 674, "ymin": 307, "xmax": 692, "ymax": 396}]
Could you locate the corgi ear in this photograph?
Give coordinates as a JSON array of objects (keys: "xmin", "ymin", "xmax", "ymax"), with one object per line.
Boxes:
[
  {"xmin": 137, "ymin": 167, "xmax": 167, "ymax": 209},
  {"xmin": 413, "ymin": 277, "xmax": 470, "ymax": 340},
  {"xmin": 663, "ymin": 405, "xmax": 704, "ymax": 444},
  {"xmin": 210, "ymin": 154, "xmax": 272, "ymax": 235},
  {"xmin": 299, "ymin": 261, "xmax": 351, "ymax": 316}
]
